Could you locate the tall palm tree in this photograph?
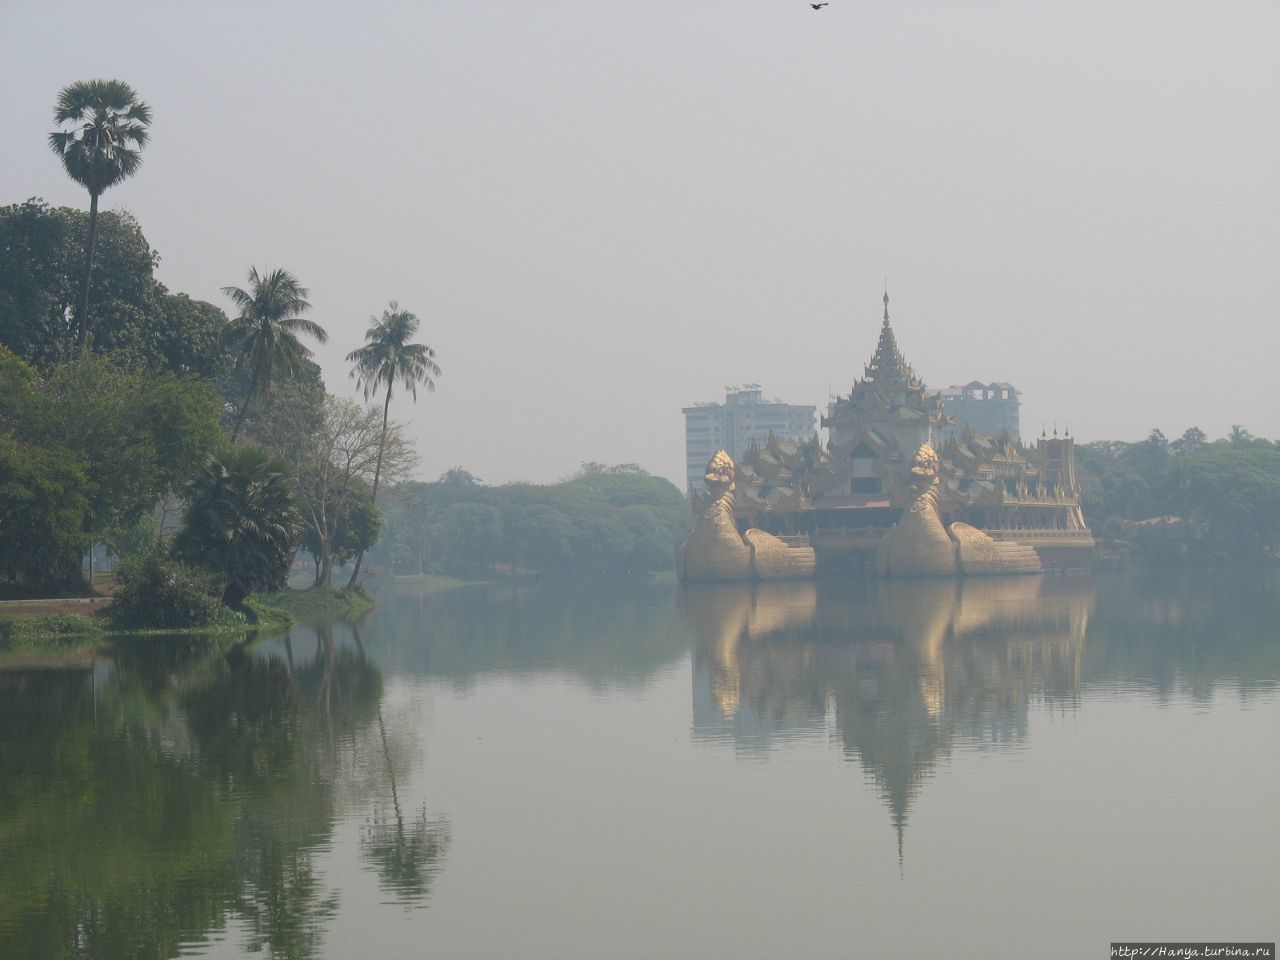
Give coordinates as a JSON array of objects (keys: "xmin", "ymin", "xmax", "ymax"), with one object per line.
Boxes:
[
  {"xmin": 48, "ymin": 79, "xmax": 152, "ymax": 355},
  {"xmin": 345, "ymin": 302, "xmax": 440, "ymax": 586},
  {"xmin": 221, "ymin": 267, "xmax": 327, "ymax": 441}
]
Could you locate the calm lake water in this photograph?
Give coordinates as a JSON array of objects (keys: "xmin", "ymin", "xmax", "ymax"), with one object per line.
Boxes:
[{"xmin": 1, "ymin": 571, "xmax": 1277, "ymax": 959}]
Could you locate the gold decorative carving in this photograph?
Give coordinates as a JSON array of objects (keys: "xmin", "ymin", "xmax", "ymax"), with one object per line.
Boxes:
[
  {"xmin": 877, "ymin": 444, "xmax": 958, "ymax": 576},
  {"xmin": 951, "ymin": 522, "xmax": 1041, "ymax": 575},
  {"xmin": 878, "ymin": 444, "xmax": 1041, "ymax": 577},
  {"xmin": 745, "ymin": 529, "xmax": 818, "ymax": 580},
  {"xmin": 680, "ymin": 451, "xmax": 816, "ymax": 582}
]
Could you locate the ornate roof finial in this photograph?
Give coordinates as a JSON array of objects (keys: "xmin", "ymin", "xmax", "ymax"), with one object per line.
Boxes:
[
  {"xmin": 883, "ymin": 282, "xmax": 890, "ymax": 324},
  {"xmin": 859, "ymin": 285, "xmax": 918, "ymax": 389}
]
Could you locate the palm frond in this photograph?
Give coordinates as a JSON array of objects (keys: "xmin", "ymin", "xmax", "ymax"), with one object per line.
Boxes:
[
  {"xmin": 49, "ymin": 79, "xmax": 152, "ymax": 196},
  {"xmin": 222, "ymin": 266, "xmax": 325, "ymax": 420},
  {"xmin": 346, "ymin": 302, "xmax": 440, "ymax": 401},
  {"xmin": 282, "ymin": 316, "xmax": 329, "ymax": 344}
]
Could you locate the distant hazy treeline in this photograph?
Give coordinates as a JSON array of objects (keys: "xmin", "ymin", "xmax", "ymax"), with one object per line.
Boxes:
[
  {"xmin": 1077, "ymin": 428, "xmax": 1280, "ymax": 562},
  {"xmin": 367, "ymin": 464, "xmax": 691, "ymax": 577}
]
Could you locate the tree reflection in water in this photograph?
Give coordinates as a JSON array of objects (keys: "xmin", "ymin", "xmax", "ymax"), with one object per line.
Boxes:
[
  {"xmin": 355, "ymin": 625, "xmax": 451, "ymax": 907},
  {"xmin": 0, "ymin": 666, "xmax": 238, "ymax": 959},
  {"xmin": 360, "ymin": 788, "xmax": 450, "ymax": 907},
  {"xmin": 0, "ymin": 618, "xmax": 448, "ymax": 960}
]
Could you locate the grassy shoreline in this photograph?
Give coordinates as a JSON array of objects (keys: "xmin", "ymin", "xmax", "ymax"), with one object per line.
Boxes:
[
  {"xmin": 256, "ymin": 586, "xmax": 374, "ymax": 620},
  {"xmin": 0, "ymin": 599, "xmax": 295, "ymax": 665},
  {"xmin": 0, "ymin": 613, "xmax": 106, "ymax": 658},
  {"xmin": 0, "ymin": 585, "xmax": 379, "ymax": 665}
]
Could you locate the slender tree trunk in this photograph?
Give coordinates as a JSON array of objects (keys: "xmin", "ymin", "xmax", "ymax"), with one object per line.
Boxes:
[
  {"xmin": 77, "ymin": 192, "xmax": 100, "ymax": 357},
  {"xmin": 319, "ymin": 542, "xmax": 334, "ymax": 588},
  {"xmin": 346, "ymin": 383, "xmax": 392, "ymax": 587},
  {"xmin": 230, "ymin": 364, "xmax": 264, "ymax": 442}
]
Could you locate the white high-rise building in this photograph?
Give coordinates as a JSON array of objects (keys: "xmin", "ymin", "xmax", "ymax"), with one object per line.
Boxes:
[{"xmin": 682, "ymin": 385, "xmax": 817, "ymax": 493}]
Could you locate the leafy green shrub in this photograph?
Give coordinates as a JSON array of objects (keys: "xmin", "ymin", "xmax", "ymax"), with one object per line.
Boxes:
[
  {"xmin": 173, "ymin": 446, "xmax": 301, "ymax": 606},
  {"xmin": 111, "ymin": 549, "xmax": 225, "ymax": 629}
]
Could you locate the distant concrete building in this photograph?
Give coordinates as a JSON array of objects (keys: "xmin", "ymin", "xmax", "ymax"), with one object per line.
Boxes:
[
  {"xmin": 935, "ymin": 381, "xmax": 1021, "ymax": 440},
  {"xmin": 682, "ymin": 385, "xmax": 816, "ymax": 492}
]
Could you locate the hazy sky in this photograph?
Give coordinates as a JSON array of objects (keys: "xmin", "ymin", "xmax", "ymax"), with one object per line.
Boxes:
[{"xmin": 3, "ymin": 1, "xmax": 1277, "ymax": 486}]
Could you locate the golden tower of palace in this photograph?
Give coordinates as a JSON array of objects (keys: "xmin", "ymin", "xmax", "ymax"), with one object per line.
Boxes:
[{"xmin": 697, "ymin": 291, "xmax": 1095, "ymax": 573}]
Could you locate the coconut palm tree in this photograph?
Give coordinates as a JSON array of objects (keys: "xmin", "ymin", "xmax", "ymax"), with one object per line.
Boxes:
[
  {"xmin": 48, "ymin": 79, "xmax": 152, "ymax": 355},
  {"xmin": 174, "ymin": 445, "xmax": 302, "ymax": 608},
  {"xmin": 221, "ymin": 267, "xmax": 327, "ymax": 441},
  {"xmin": 344, "ymin": 302, "xmax": 440, "ymax": 585},
  {"xmin": 1228, "ymin": 425, "xmax": 1253, "ymax": 449}
]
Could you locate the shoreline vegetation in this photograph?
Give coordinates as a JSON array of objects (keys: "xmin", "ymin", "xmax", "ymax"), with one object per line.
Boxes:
[
  {"xmin": 256, "ymin": 586, "xmax": 374, "ymax": 621},
  {"xmin": 0, "ymin": 575, "xmax": 471, "ymax": 665},
  {"xmin": 0, "ymin": 598, "xmax": 294, "ymax": 664},
  {"xmin": 0, "ymin": 577, "xmax": 481, "ymax": 665}
]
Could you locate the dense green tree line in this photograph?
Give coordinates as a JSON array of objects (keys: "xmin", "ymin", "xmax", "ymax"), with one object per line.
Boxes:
[
  {"xmin": 0, "ymin": 79, "xmax": 441, "ymax": 608},
  {"xmin": 0, "ymin": 200, "xmax": 226, "ymax": 373},
  {"xmin": 0, "ymin": 186, "xmax": 434, "ymax": 599},
  {"xmin": 368, "ymin": 463, "xmax": 691, "ymax": 577},
  {"xmin": 0, "ymin": 217, "xmax": 312, "ymax": 601},
  {"xmin": 0, "ymin": 344, "xmax": 222, "ymax": 587},
  {"xmin": 1078, "ymin": 427, "xmax": 1280, "ymax": 561}
]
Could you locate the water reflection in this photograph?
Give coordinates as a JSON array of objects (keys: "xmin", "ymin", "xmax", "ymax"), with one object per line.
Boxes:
[
  {"xmin": 359, "ymin": 640, "xmax": 450, "ymax": 910},
  {"xmin": 2, "ymin": 573, "xmax": 1277, "ymax": 959},
  {"xmin": 360, "ymin": 794, "xmax": 450, "ymax": 907},
  {"xmin": 366, "ymin": 579, "xmax": 689, "ymax": 688},
  {"xmin": 1083, "ymin": 569, "xmax": 1280, "ymax": 701},
  {"xmin": 684, "ymin": 572, "xmax": 1279, "ymax": 857},
  {"xmin": 0, "ymin": 624, "xmax": 449, "ymax": 960}
]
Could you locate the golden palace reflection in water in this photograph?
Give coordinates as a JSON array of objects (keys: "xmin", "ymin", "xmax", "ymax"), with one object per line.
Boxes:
[{"xmin": 684, "ymin": 577, "xmax": 1096, "ymax": 853}]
